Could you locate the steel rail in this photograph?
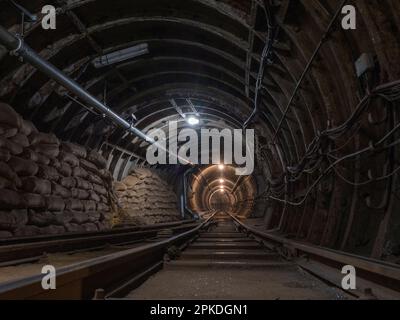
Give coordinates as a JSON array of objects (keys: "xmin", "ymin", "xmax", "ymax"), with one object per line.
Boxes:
[
  {"xmin": 229, "ymin": 213, "xmax": 400, "ymax": 295},
  {"xmin": 0, "ymin": 213, "xmax": 216, "ymax": 299},
  {"xmin": 0, "ymin": 219, "xmax": 196, "ymax": 246},
  {"xmin": 0, "ymin": 220, "xmax": 198, "ymax": 264}
]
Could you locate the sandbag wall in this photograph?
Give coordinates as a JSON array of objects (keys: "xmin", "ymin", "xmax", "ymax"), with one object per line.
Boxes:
[
  {"xmin": 0, "ymin": 102, "xmax": 116, "ymax": 238},
  {"xmin": 114, "ymin": 168, "xmax": 180, "ymax": 225}
]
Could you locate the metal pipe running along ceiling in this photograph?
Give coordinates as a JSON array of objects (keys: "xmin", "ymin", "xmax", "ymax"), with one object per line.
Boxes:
[{"xmin": 0, "ymin": 25, "xmax": 156, "ymax": 146}]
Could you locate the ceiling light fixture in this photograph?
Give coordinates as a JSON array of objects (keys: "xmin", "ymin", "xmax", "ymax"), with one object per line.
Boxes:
[
  {"xmin": 93, "ymin": 43, "xmax": 149, "ymax": 68},
  {"xmin": 187, "ymin": 116, "xmax": 200, "ymax": 126},
  {"xmin": 218, "ymin": 164, "xmax": 224, "ymax": 170}
]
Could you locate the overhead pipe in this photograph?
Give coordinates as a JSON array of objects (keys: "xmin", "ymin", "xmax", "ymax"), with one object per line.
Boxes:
[{"xmin": 0, "ymin": 25, "xmax": 156, "ymax": 145}]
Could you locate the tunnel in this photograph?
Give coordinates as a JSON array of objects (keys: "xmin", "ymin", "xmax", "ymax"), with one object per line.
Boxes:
[{"xmin": 0, "ymin": 0, "xmax": 399, "ymax": 302}]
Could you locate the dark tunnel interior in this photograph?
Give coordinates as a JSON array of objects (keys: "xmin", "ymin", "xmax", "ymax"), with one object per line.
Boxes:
[{"xmin": 0, "ymin": 0, "xmax": 399, "ymax": 301}]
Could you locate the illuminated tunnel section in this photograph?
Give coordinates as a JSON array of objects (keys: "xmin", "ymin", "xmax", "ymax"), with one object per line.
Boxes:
[{"xmin": 188, "ymin": 165, "xmax": 257, "ymax": 217}]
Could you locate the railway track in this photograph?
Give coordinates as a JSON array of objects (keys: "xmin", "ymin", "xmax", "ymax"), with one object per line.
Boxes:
[
  {"xmin": 124, "ymin": 212, "xmax": 348, "ymax": 300},
  {"xmin": 0, "ymin": 212, "xmax": 399, "ymax": 300},
  {"xmin": 0, "ymin": 219, "xmax": 198, "ymax": 266}
]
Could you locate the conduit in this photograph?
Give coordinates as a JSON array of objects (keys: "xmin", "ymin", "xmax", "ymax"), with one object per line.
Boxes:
[
  {"xmin": 271, "ymin": 0, "xmax": 348, "ymax": 142},
  {"xmin": 0, "ymin": 25, "xmax": 155, "ymax": 145}
]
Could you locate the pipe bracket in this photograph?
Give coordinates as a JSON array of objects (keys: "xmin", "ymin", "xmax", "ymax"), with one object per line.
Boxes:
[{"xmin": 9, "ymin": 34, "xmax": 23, "ymax": 56}]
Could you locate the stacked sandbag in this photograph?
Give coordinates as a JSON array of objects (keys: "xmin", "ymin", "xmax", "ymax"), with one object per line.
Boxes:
[
  {"xmin": 0, "ymin": 102, "xmax": 116, "ymax": 238},
  {"xmin": 114, "ymin": 168, "xmax": 180, "ymax": 225},
  {"xmin": 58, "ymin": 142, "xmax": 116, "ymax": 233}
]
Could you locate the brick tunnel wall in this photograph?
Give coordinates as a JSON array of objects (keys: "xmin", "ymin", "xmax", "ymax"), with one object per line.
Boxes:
[
  {"xmin": 0, "ymin": 103, "xmax": 117, "ymax": 238},
  {"xmin": 114, "ymin": 168, "xmax": 181, "ymax": 225}
]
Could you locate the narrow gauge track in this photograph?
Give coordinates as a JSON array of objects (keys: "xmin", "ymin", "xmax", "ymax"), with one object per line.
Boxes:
[
  {"xmin": 124, "ymin": 212, "xmax": 348, "ymax": 300},
  {"xmin": 0, "ymin": 212, "xmax": 399, "ymax": 300},
  {"xmin": 0, "ymin": 219, "xmax": 198, "ymax": 266}
]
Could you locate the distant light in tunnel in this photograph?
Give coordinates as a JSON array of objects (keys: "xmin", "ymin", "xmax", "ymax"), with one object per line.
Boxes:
[{"xmin": 187, "ymin": 116, "xmax": 200, "ymax": 126}]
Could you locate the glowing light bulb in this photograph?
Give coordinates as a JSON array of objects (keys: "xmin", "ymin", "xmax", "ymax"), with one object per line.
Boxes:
[
  {"xmin": 218, "ymin": 164, "xmax": 224, "ymax": 170},
  {"xmin": 187, "ymin": 116, "xmax": 200, "ymax": 126},
  {"xmin": 219, "ymin": 179, "xmax": 224, "ymax": 183}
]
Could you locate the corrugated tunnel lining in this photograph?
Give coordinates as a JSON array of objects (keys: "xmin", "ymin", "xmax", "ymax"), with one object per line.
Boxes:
[
  {"xmin": 0, "ymin": 0, "xmax": 398, "ymax": 264},
  {"xmin": 188, "ymin": 165, "xmax": 257, "ymax": 218}
]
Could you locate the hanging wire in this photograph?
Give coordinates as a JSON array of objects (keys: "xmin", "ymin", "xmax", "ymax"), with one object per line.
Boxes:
[{"xmin": 265, "ymin": 80, "xmax": 400, "ymax": 206}]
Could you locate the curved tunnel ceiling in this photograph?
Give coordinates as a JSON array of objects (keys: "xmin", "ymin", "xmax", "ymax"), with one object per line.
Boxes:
[
  {"xmin": 0, "ymin": 1, "xmax": 400, "ymax": 221},
  {"xmin": 0, "ymin": 0, "xmax": 257, "ymax": 153},
  {"xmin": 0, "ymin": 0, "xmax": 346, "ymax": 151},
  {"xmin": 0, "ymin": 0, "xmax": 272, "ymax": 181}
]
